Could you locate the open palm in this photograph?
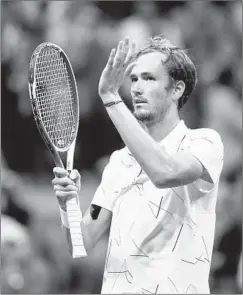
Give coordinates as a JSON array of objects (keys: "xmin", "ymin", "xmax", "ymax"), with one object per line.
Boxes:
[{"xmin": 98, "ymin": 37, "xmax": 136, "ymax": 102}]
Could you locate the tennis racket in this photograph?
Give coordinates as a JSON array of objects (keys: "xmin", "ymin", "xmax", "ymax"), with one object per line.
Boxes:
[{"xmin": 28, "ymin": 42, "xmax": 87, "ymax": 258}]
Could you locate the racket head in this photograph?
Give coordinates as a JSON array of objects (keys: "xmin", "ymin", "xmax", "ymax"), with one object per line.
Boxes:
[{"xmin": 28, "ymin": 42, "xmax": 79, "ymax": 160}]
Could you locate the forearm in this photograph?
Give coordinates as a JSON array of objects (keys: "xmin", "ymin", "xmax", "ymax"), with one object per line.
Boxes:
[
  {"xmin": 104, "ymin": 95, "xmax": 177, "ymax": 187},
  {"xmin": 53, "ymin": 168, "xmax": 109, "ymax": 257}
]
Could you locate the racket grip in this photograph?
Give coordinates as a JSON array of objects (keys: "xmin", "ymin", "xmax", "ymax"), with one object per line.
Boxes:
[{"xmin": 66, "ymin": 198, "xmax": 87, "ymax": 258}]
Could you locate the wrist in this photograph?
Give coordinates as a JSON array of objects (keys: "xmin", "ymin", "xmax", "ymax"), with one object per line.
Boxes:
[
  {"xmin": 104, "ymin": 100, "xmax": 123, "ymax": 108},
  {"xmin": 59, "ymin": 206, "xmax": 69, "ymax": 228},
  {"xmin": 101, "ymin": 93, "xmax": 121, "ymax": 104},
  {"xmin": 58, "ymin": 194, "xmax": 79, "ymax": 211}
]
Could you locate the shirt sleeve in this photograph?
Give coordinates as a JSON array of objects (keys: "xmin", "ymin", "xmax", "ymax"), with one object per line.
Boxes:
[
  {"xmin": 91, "ymin": 150, "xmax": 122, "ymax": 212},
  {"xmin": 183, "ymin": 128, "xmax": 224, "ymax": 192}
]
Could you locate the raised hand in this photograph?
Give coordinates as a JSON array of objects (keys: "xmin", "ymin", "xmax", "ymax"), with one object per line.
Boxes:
[{"xmin": 98, "ymin": 36, "xmax": 136, "ymax": 102}]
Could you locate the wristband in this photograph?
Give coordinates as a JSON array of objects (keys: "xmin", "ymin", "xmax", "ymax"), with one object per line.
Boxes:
[
  {"xmin": 104, "ymin": 100, "xmax": 123, "ymax": 108},
  {"xmin": 59, "ymin": 207, "xmax": 70, "ymax": 228}
]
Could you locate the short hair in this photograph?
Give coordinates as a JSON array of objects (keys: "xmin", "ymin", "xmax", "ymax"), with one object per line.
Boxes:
[{"xmin": 136, "ymin": 35, "xmax": 198, "ymax": 110}]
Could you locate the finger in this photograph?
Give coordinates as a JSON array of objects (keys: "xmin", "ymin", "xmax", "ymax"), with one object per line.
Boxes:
[
  {"xmin": 123, "ymin": 36, "xmax": 130, "ymax": 54},
  {"xmin": 123, "ymin": 37, "xmax": 131, "ymax": 65},
  {"xmin": 106, "ymin": 48, "xmax": 116, "ymax": 69},
  {"xmin": 123, "ymin": 37, "xmax": 133, "ymax": 66},
  {"xmin": 131, "ymin": 40, "xmax": 137, "ymax": 56},
  {"xmin": 113, "ymin": 41, "xmax": 126, "ymax": 68},
  {"xmin": 124, "ymin": 40, "xmax": 137, "ymax": 66},
  {"xmin": 69, "ymin": 169, "xmax": 81, "ymax": 182},
  {"xmin": 54, "ymin": 184, "xmax": 78, "ymax": 192},
  {"xmin": 55, "ymin": 190, "xmax": 78, "ymax": 200},
  {"xmin": 53, "ymin": 167, "xmax": 68, "ymax": 178},
  {"xmin": 52, "ymin": 176, "xmax": 74, "ymax": 186}
]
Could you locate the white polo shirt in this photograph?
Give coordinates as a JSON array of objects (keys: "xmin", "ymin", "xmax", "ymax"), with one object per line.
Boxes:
[{"xmin": 92, "ymin": 120, "xmax": 224, "ymax": 294}]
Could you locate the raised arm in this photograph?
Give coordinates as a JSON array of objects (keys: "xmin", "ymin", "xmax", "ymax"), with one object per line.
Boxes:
[
  {"xmin": 52, "ymin": 168, "xmax": 112, "ymax": 255},
  {"xmin": 98, "ymin": 37, "xmax": 223, "ymax": 189}
]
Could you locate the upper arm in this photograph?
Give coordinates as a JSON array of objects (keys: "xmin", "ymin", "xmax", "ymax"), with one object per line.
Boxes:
[
  {"xmin": 81, "ymin": 205, "xmax": 112, "ymax": 252},
  {"xmin": 157, "ymin": 129, "xmax": 224, "ymax": 189},
  {"xmin": 157, "ymin": 151, "xmax": 205, "ymax": 188},
  {"xmin": 81, "ymin": 150, "xmax": 123, "ymax": 252}
]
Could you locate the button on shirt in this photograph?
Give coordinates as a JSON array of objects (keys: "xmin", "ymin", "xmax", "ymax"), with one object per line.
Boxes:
[{"xmin": 92, "ymin": 120, "xmax": 224, "ymax": 294}]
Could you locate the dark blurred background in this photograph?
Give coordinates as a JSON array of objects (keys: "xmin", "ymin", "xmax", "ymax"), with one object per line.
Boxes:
[{"xmin": 1, "ymin": 1, "xmax": 242, "ymax": 294}]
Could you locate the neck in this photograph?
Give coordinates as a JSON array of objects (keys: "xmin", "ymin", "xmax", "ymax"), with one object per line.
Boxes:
[{"xmin": 141, "ymin": 108, "xmax": 180, "ymax": 142}]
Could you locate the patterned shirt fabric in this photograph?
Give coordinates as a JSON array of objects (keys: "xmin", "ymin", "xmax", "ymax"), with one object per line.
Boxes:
[{"xmin": 92, "ymin": 120, "xmax": 224, "ymax": 294}]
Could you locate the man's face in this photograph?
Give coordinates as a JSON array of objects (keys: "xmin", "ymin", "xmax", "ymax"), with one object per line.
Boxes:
[{"xmin": 129, "ymin": 52, "xmax": 175, "ymax": 125}]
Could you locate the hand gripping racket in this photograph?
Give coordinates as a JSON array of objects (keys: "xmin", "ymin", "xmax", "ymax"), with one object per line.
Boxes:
[{"xmin": 28, "ymin": 42, "xmax": 87, "ymax": 258}]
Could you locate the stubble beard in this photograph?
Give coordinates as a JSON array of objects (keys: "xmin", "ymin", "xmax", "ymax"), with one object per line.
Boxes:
[
  {"xmin": 133, "ymin": 109, "xmax": 153, "ymax": 124},
  {"xmin": 133, "ymin": 105, "xmax": 166, "ymax": 127}
]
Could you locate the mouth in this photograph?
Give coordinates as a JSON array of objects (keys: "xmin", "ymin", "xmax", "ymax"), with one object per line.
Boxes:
[
  {"xmin": 134, "ymin": 102, "xmax": 147, "ymax": 109},
  {"xmin": 133, "ymin": 97, "xmax": 147, "ymax": 105}
]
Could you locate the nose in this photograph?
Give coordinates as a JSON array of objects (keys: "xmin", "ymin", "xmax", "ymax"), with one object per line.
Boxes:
[
  {"xmin": 132, "ymin": 89, "xmax": 143, "ymax": 97},
  {"xmin": 131, "ymin": 80, "xmax": 143, "ymax": 96}
]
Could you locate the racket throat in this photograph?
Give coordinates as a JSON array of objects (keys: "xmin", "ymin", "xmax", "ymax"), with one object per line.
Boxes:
[{"xmin": 66, "ymin": 141, "xmax": 76, "ymax": 172}]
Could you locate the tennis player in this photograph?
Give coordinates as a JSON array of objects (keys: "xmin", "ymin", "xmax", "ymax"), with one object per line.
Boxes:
[{"xmin": 52, "ymin": 35, "xmax": 224, "ymax": 293}]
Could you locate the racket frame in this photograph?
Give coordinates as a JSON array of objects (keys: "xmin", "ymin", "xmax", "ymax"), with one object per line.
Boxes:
[
  {"xmin": 28, "ymin": 42, "xmax": 79, "ymax": 168},
  {"xmin": 28, "ymin": 42, "xmax": 87, "ymax": 258}
]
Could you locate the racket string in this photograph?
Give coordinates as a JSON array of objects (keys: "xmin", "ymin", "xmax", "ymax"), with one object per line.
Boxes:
[{"xmin": 35, "ymin": 47, "xmax": 77, "ymax": 149}]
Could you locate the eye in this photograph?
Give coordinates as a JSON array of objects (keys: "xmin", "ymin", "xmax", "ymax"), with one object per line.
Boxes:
[
  {"xmin": 145, "ymin": 76, "xmax": 155, "ymax": 81},
  {"xmin": 130, "ymin": 77, "xmax": 138, "ymax": 83}
]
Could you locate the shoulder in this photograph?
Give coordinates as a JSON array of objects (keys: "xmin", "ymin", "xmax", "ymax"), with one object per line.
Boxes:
[
  {"xmin": 180, "ymin": 128, "xmax": 224, "ymax": 156},
  {"xmin": 183, "ymin": 128, "xmax": 224, "ymax": 189},
  {"xmin": 108, "ymin": 146, "xmax": 135, "ymax": 169},
  {"xmin": 110, "ymin": 147, "xmax": 127, "ymax": 160},
  {"xmin": 107, "ymin": 147, "xmax": 128, "ymax": 166},
  {"xmin": 101, "ymin": 147, "xmax": 130, "ymax": 181},
  {"xmin": 185, "ymin": 128, "xmax": 223, "ymax": 147},
  {"xmin": 187, "ymin": 128, "xmax": 222, "ymax": 142}
]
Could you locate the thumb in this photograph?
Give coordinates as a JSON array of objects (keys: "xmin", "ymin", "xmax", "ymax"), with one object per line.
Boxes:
[{"xmin": 69, "ymin": 169, "xmax": 81, "ymax": 181}]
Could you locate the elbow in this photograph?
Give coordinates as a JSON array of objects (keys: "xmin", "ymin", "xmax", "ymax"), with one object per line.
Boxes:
[
  {"xmin": 151, "ymin": 167, "xmax": 181, "ymax": 189},
  {"xmin": 150, "ymin": 173, "xmax": 170, "ymax": 189},
  {"xmin": 152, "ymin": 176, "xmax": 169, "ymax": 189}
]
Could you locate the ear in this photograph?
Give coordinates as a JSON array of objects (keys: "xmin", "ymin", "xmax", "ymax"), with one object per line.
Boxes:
[{"xmin": 172, "ymin": 81, "xmax": 185, "ymax": 103}]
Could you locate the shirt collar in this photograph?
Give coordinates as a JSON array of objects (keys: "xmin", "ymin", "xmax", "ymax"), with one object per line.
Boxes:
[
  {"xmin": 125, "ymin": 120, "xmax": 189, "ymax": 157},
  {"xmin": 159, "ymin": 120, "xmax": 188, "ymax": 153}
]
